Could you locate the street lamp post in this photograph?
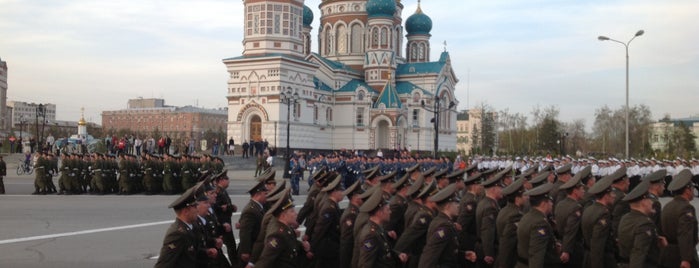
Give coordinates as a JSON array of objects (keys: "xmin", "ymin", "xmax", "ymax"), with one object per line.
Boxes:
[
  {"xmin": 35, "ymin": 104, "xmax": 45, "ymax": 152},
  {"xmin": 281, "ymin": 89, "xmax": 299, "ymax": 178},
  {"xmin": 598, "ymin": 29, "xmax": 644, "ymax": 159},
  {"xmin": 422, "ymin": 95, "xmax": 455, "ymax": 158},
  {"xmin": 19, "ymin": 115, "xmax": 27, "ymax": 153}
]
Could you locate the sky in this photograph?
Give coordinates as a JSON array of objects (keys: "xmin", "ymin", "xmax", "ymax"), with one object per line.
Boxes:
[{"xmin": 1, "ymin": 0, "xmax": 698, "ymax": 128}]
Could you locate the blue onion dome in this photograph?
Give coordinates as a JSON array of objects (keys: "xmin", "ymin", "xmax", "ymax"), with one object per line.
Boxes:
[
  {"xmin": 303, "ymin": 5, "xmax": 314, "ymax": 26},
  {"xmin": 366, "ymin": 0, "xmax": 397, "ymax": 18},
  {"xmin": 405, "ymin": 2, "xmax": 432, "ymax": 35}
]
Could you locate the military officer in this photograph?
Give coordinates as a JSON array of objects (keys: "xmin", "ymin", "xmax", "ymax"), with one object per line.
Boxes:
[
  {"xmin": 255, "ymin": 189, "xmax": 312, "ymax": 268},
  {"xmin": 237, "ymin": 176, "xmax": 269, "ymax": 267},
  {"xmin": 155, "ymin": 186, "xmax": 202, "ymax": 268},
  {"xmin": 515, "ymin": 183, "xmax": 560, "ymax": 268},
  {"xmin": 617, "ymin": 180, "xmax": 666, "ymax": 268},
  {"xmin": 193, "ymin": 181, "xmax": 230, "ymax": 268},
  {"xmin": 641, "ymin": 169, "xmax": 666, "ymax": 235},
  {"xmin": 356, "ymin": 189, "xmax": 407, "ymax": 268},
  {"xmin": 340, "ymin": 181, "xmax": 364, "ymax": 268},
  {"xmin": 403, "ymin": 175, "xmax": 426, "ymax": 230},
  {"xmin": 551, "ymin": 163, "xmax": 573, "ymax": 204},
  {"xmin": 496, "ymin": 177, "xmax": 526, "ymax": 268},
  {"xmin": 251, "ymin": 181, "xmax": 288, "ymax": 264},
  {"xmin": 581, "ymin": 173, "xmax": 617, "ymax": 268},
  {"xmin": 395, "ymin": 181, "xmax": 439, "ymax": 268},
  {"xmin": 351, "ymin": 171, "xmax": 396, "ymax": 268},
  {"xmin": 554, "ymin": 168, "xmax": 586, "ymax": 268},
  {"xmin": 297, "ymin": 167, "xmax": 327, "ymax": 227},
  {"xmin": 457, "ymin": 172, "xmax": 485, "ymax": 260},
  {"xmin": 419, "ymin": 184, "xmax": 477, "ymax": 267},
  {"xmin": 211, "ymin": 170, "xmax": 239, "ymax": 266},
  {"xmin": 660, "ymin": 169, "xmax": 699, "ymax": 268},
  {"xmin": 609, "ymin": 167, "xmax": 630, "ymax": 236},
  {"xmin": 387, "ymin": 173, "xmax": 411, "ymax": 238},
  {"xmin": 311, "ymin": 174, "xmax": 344, "ymax": 267},
  {"xmin": 476, "ymin": 169, "xmax": 504, "ymax": 266}
]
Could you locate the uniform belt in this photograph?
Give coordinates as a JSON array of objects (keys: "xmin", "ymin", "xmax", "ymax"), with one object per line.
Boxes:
[{"xmin": 93, "ymin": 169, "xmax": 102, "ymax": 172}]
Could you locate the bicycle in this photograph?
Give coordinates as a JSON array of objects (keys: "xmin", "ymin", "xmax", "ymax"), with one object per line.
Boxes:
[{"xmin": 17, "ymin": 161, "xmax": 34, "ymax": 175}]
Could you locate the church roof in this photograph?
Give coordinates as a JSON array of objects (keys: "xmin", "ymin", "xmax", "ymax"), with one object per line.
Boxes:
[
  {"xmin": 396, "ymin": 52, "xmax": 451, "ymax": 75},
  {"xmin": 395, "ymin": 81, "xmax": 433, "ymax": 96},
  {"xmin": 336, "ymin": 79, "xmax": 378, "ymax": 93},
  {"xmin": 310, "ymin": 53, "xmax": 360, "ymax": 74},
  {"xmin": 374, "ymin": 81, "xmax": 402, "ymax": 109},
  {"xmin": 314, "ymin": 77, "xmax": 334, "ymax": 92}
]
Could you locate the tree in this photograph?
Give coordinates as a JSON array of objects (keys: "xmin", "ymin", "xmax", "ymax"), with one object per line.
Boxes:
[
  {"xmin": 531, "ymin": 105, "xmax": 561, "ymax": 155},
  {"xmin": 590, "ymin": 104, "xmax": 653, "ymax": 158}
]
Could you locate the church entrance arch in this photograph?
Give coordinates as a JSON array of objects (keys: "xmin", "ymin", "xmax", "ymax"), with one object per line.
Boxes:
[
  {"xmin": 376, "ymin": 120, "xmax": 390, "ymax": 149},
  {"xmin": 249, "ymin": 115, "xmax": 261, "ymax": 142}
]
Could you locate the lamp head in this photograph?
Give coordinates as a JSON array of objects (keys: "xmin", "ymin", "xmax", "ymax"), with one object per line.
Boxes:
[
  {"xmin": 635, "ymin": 30, "xmax": 644, "ymax": 37},
  {"xmin": 598, "ymin": 36, "xmax": 610, "ymax": 41},
  {"xmin": 448, "ymin": 101, "xmax": 456, "ymax": 109}
]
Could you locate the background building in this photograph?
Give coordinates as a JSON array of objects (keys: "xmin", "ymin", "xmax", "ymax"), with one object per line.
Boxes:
[
  {"xmin": 456, "ymin": 108, "xmax": 498, "ymax": 155},
  {"xmin": 101, "ymin": 98, "xmax": 227, "ymax": 141},
  {"xmin": 8, "ymin": 101, "xmax": 57, "ymax": 127},
  {"xmin": 650, "ymin": 116, "xmax": 699, "ymax": 157},
  {"xmin": 0, "ymin": 58, "xmax": 8, "ymax": 132},
  {"xmin": 224, "ymin": 0, "xmax": 459, "ymax": 154}
]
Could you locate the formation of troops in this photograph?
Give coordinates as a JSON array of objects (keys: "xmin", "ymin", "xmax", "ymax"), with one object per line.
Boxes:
[
  {"xmin": 30, "ymin": 152, "xmax": 225, "ymax": 195},
  {"xmin": 155, "ymin": 151, "xmax": 699, "ymax": 268}
]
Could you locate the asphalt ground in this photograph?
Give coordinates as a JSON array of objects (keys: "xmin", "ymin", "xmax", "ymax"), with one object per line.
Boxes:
[{"xmin": 2, "ymin": 165, "xmax": 699, "ymax": 267}]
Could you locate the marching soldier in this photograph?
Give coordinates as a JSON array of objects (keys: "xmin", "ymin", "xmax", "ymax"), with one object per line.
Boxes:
[
  {"xmin": 340, "ymin": 181, "xmax": 365, "ymax": 268},
  {"xmin": 297, "ymin": 167, "xmax": 327, "ymax": 229},
  {"xmin": 419, "ymin": 184, "xmax": 477, "ymax": 267},
  {"xmin": 311, "ymin": 174, "xmax": 344, "ymax": 267},
  {"xmin": 251, "ymin": 180, "xmax": 286, "ymax": 264},
  {"xmin": 581, "ymin": 172, "xmax": 617, "ymax": 268},
  {"xmin": 254, "ymin": 189, "xmax": 312, "ymax": 268},
  {"xmin": 554, "ymin": 169, "xmax": 586, "ymax": 268},
  {"xmin": 403, "ymin": 175, "xmax": 426, "ymax": 229},
  {"xmin": 394, "ymin": 181, "xmax": 438, "ymax": 268},
  {"xmin": 660, "ymin": 169, "xmax": 699, "ymax": 268},
  {"xmin": 237, "ymin": 175, "xmax": 269, "ymax": 267},
  {"xmin": 476, "ymin": 169, "xmax": 504, "ymax": 266},
  {"xmin": 356, "ymin": 189, "xmax": 407, "ymax": 268},
  {"xmin": 155, "ymin": 186, "xmax": 202, "ymax": 268},
  {"xmin": 551, "ymin": 164, "xmax": 573, "ymax": 204},
  {"xmin": 386, "ymin": 174, "xmax": 411, "ymax": 238},
  {"xmin": 212, "ymin": 170, "xmax": 239, "ymax": 266},
  {"xmin": 496, "ymin": 177, "xmax": 526, "ymax": 268},
  {"xmin": 457, "ymin": 172, "xmax": 485, "ymax": 261},
  {"xmin": 642, "ymin": 169, "xmax": 666, "ymax": 235},
  {"xmin": 515, "ymin": 183, "xmax": 560, "ymax": 268},
  {"xmin": 617, "ymin": 180, "xmax": 666, "ymax": 268}
]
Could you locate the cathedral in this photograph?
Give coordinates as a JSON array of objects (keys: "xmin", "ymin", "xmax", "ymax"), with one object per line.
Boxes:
[{"xmin": 224, "ymin": 0, "xmax": 459, "ymax": 152}]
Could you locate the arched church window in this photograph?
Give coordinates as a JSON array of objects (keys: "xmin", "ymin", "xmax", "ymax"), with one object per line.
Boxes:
[
  {"xmin": 357, "ymin": 91, "xmax": 365, "ymax": 101},
  {"xmin": 372, "ymin": 28, "xmax": 379, "ymax": 48},
  {"xmin": 380, "ymin": 27, "xmax": 388, "ymax": 47},
  {"xmin": 411, "ymin": 44, "xmax": 417, "ymax": 59},
  {"xmin": 351, "ymin": 24, "xmax": 363, "ymax": 53},
  {"xmin": 418, "ymin": 43, "xmax": 425, "ymax": 60},
  {"xmin": 337, "ymin": 25, "xmax": 347, "ymax": 54}
]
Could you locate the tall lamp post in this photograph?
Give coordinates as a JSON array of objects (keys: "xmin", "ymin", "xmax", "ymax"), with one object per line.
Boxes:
[
  {"xmin": 281, "ymin": 89, "xmax": 299, "ymax": 178},
  {"xmin": 422, "ymin": 95, "xmax": 455, "ymax": 158},
  {"xmin": 19, "ymin": 115, "xmax": 27, "ymax": 153},
  {"xmin": 598, "ymin": 29, "xmax": 644, "ymax": 159},
  {"xmin": 35, "ymin": 104, "xmax": 46, "ymax": 152}
]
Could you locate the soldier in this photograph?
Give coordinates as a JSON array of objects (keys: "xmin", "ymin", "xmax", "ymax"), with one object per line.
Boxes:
[
  {"xmin": 181, "ymin": 155, "xmax": 196, "ymax": 190},
  {"xmin": 641, "ymin": 169, "xmax": 666, "ymax": 235},
  {"xmin": 395, "ymin": 181, "xmax": 438, "ymax": 268},
  {"xmin": 476, "ymin": 169, "xmax": 504, "ymax": 266},
  {"xmin": 554, "ymin": 168, "xmax": 586, "ymax": 268},
  {"xmin": 254, "ymin": 189, "xmax": 312, "ymax": 268},
  {"xmin": 251, "ymin": 180, "xmax": 286, "ymax": 264},
  {"xmin": 386, "ymin": 173, "xmax": 411, "ymax": 238},
  {"xmin": 496, "ymin": 177, "xmax": 526, "ymax": 268},
  {"xmin": 617, "ymin": 180, "xmax": 666, "ymax": 268},
  {"xmin": 57, "ymin": 153, "xmax": 71, "ymax": 195},
  {"xmin": 192, "ymin": 181, "xmax": 230, "ymax": 268},
  {"xmin": 609, "ymin": 167, "xmax": 630, "ymax": 238},
  {"xmin": 351, "ymin": 171, "xmax": 396, "ymax": 268},
  {"xmin": 163, "ymin": 154, "xmax": 177, "ymax": 194},
  {"xmin": 155, "ymin": 186, "xmax": 202, "ymax": 268},
  {"xmin": 581, "ymin": 172, "xmax": 617, "ymax": 268},
  {"xmin": 212, "ymin": 170, "xmax": 239, "ymax": 266},
  {"xmin": 551, "ymin": 163, "xmax": 573, "ymax": 204},
  {"xmin": 237, "ymin": 176, "xmax": 268, "ymax": 267},
  {"xmin": 419, "ymin": 184, "xmax": 477, "ymax": 267},
  {"xmin": 457, "ymin": 171, "xmax": 485, "ymax": 260},
  {"xmin": 340, "ymin": 181, "xmax": 365, "ymax": 268},
  {"xmin": 660, "ymin": 169, "xmax": 699, "ymax": 268},
  {"xmin": 356, "ymin": 189, "xmax": 407, "ymax": 268},
  {"xmin": 403, "ymin": 175, "xmax": 426, "ymax": 230},
  {"xmin": 0, "ymin": 155, "xmax": 5, "ymax": 194},
  {"xmin": 515, "ymin": 183, "xmax": 559, "ymax": 268},
  {"xmin": 311, "ymin": 174, "xmax": 344, "ymax": 267},
  {"xmin": 297, "ymin": 167, "xmax": 327, "ymax": 229},
  {"xmin": 32, "ymin": 153, "xmax": 47, "ymax": 195}
]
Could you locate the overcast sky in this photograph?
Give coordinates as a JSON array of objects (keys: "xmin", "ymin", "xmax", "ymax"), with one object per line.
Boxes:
[{"xmin": 1, "ymin": 0, "xmax": 697, "ymax": 128}]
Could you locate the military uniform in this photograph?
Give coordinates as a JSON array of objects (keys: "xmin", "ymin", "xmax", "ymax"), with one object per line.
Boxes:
[
  {"xmin": 418, "ymin": 212, "xmax": 462, "ymax": 267},
  {"xmin": 457, "ymin": 190, "xmax": 479, "ymax": 255},
  {"xmin": 387, "ymin": 193, "xmax": 408, "ymax": 238},
  {"xmin": 618, "ymin": 208, "xmax": 660, "ymax": 267},
  {"xmin": 255, "ymin": 217, "xmax": 302, "ymax": 268},
  {"xmin": 395, "ymin": 204, "xmax": 435, "ymax": 268},
  {"xmin": 156, "ymin": 218, "xmax": 199, "ymax": 268},
  {"xmin": 357, "ymin": 220, "xmax": 395, "ymax": 268},
  {"xmin": 340, "ymin": 203, "xmax": 360, "ymax": 268},
  {"xmin": 554, "ymin": 197, "xmax": 584, "ymax": 268},
  {"xmin": 581, "ymin": 202, "xmax": 616, "ymax": 268},
  {"xmin": 310, "ymin": 195, "xmax": 341, "ymax": 266},
  {"xmin": 515, "ymin": 207, "xmax": 559, "ymax": 268},
  {"xmin": 495, "ymin": 202, "xmax": 523, "ymax": 268},
  {"xmin": 660, "ymin": 196, "xmax": 699, "ymax": 267},
  {"xmin": 238, "ymin": 199, "xmax": 264, "ymax": 263},
  {"xmin": 476, "ymin": 196, "xmax": 500, "ymax": 263}
]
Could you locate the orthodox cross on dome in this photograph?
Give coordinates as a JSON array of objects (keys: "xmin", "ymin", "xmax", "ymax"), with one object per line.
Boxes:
[
  {"xmin": 416, "ymin": 0, "xmax": 422, "ymax": 13},
  {"xmin": 443, "ymin": 40, "xmax": 447, "ymax": 52}
]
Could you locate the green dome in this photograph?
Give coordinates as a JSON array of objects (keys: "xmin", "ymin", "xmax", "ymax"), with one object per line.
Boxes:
[
  {"xmin": 405, "ymin": 8, "xmax": 432, "ymax": 35},
  {"xmin": 366, "ymin": 0, "xmax": 396, "ymax": 18},
  {"xmin": 303, "ymin": 5, "xmax": 313, "ymax": 26}
]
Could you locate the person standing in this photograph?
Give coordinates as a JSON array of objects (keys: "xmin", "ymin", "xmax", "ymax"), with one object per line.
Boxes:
[
  {"xmin": 660, "ymin": 170, "xmax": 699, "ymax": 268},
  {"xmin": 476, "ymin": 172, "xmax": 504, "ymax": 266},
  {"xmin": 237, "ymin": 179, "xmax": 268, "ymax": 267},
  {"xmin": 554, "ymin": 171, "xmax": 586, "ymax": 268},
  {"xmin": 155, "ymin": 187, "xmax": 202, "ymax": 268},
  {"xmin": 242, "ymin": 141, "xmax": 249, "ymax": 159},
  {"xmin": 356, "ymin": 189, "xmax": 407, "ymax": 268},
  {"xmin": 310, "ymin": 175, "xmax": 343, "ymax": 267},
  {"xmin": 581, "ymin": 173, "xmax": 617, "ymax": 268},
  {"xmin": 340, "ymin": 181, "xmax": 364, "ymax": 268},
  {"xmin": 496, "ymin": 178, "xmax": 526, "ymax": 268},
  {"xmin": 228, "ymin": 138, "xmax": 235, "ymax": 156},
  {"xmin": 617, "ymin": 181, "xmax": 667, "ymax": 268},
  {"xmin": 515, "ymin": 183, "xmax": 560, "ymax": 268},
  {"xmin": 0, "ymin": 155, "xmax": 6, "ymax": 194}
]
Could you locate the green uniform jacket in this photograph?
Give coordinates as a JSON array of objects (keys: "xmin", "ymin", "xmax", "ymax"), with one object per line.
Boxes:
[
  {"xmin": 298, "ymin": 184, "xmax": 319, "ymax": 226},
  {"xmin": 310, "ymin": 197, "xmax": 341, "ymax": 261},
  {"xmin": 403, "ymin": 201, "xmax": 421, "ymax": 232},
  {"xmin": 255, "ymin": 219, "xmax": 301, "ymax": 268},
  {"xmin": 555, "ymin": 197, "xmax": 584, "ymax": 267},
  {"xmin": 155, "ymin": 218, "xmax": 199, "ymax": 268},
  {"xmin": 387, "ymin": 194, "xmax": 408, "ymax": 237},
  {"xmin": 357, "ymin": 220, "xmax": 395, "ymax": 268},
  {"xmin": 476, "ymin": 196, "xmax": 500, "ymax": 259},
  {"xmin": 496, "ymin": 202, "xmax": 523, "ymax": 268},
  {"xmin": 581, "ymin": 202, "xmax": 616, "ymax": 268},
  {"xmin": 395, "ymin": 204, "xmax": 435, "ymax": 268},
  {"xmin": 660, "ymin": 196, "xmax": 699, "ymax": 267},
  {"xmin": 238, "ymin": 200, "xmax": 264, "ymax": 256},
  {"xmin": 648, "ymin": 193, "xmax": 662, "ymax": 236},
  {"xmin": 418, "ymin": 212, "xmax": 462, "ymax": 268},
  {"xmin": 457, "ymin": 191, "xmax": 479, "ymax": 252},
  {"xmin": 340, "ymin": 204, "xmax": 359, "ymax": 268},
  {"xmin": 515, "ymin": 208, "xmax": 560, "ymax": 268},
  {"xmin": 618, "ymin": 209, "xmax": 660, "ymax": 267}
]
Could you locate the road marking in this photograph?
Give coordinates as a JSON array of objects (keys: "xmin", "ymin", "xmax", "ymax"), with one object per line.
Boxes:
[{"xmin": 0, "ymin": 204, "xmax": 311, "ymax": 245}]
